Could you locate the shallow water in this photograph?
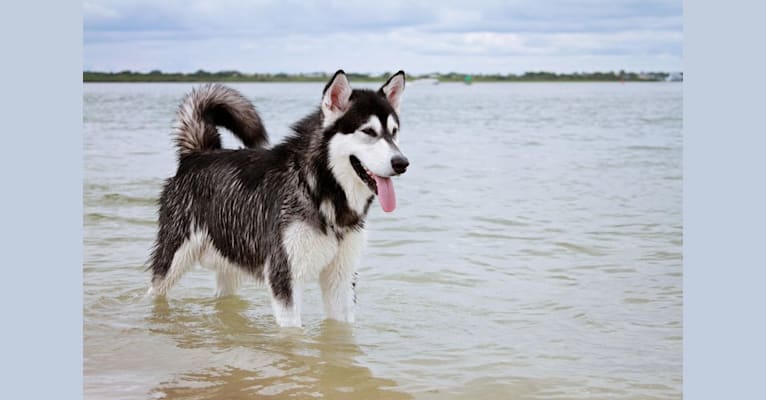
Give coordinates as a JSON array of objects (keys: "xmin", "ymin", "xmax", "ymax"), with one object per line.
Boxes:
[{"xmin": 84, "ymin": 82, "xmax": 682, "ymax": 399}]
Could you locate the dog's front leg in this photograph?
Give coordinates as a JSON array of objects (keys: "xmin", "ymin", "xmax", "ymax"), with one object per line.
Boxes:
[
  {"xmin": 270, "ymin": 282, "xmax": 302, "ymax": 328},
  {"xmin": 320, "ymin": 230, "xmax": 365, "ymax": 323},
  {"xmin": 267, "ymin": 249, "xmax": 302, "ymax": 328}
]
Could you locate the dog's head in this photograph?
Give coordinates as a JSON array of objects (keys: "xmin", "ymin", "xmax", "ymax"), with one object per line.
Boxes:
[{"xmin": 322, "ymin": 70, "xmax": 408, "ymax": 213}]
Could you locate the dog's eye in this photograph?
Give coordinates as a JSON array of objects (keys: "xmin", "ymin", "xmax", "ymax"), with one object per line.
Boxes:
[
  {"xmin": 392, "ymin": 127, "xmax": 398, "ymax": 136},
  {"xmin": 361, "ymin": 128, "xmax": 377, "ymax": 136}
]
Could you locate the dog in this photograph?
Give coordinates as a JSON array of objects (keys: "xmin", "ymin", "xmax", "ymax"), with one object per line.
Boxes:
[{"xmin": 147, "ymin": 70, "xmax": 408, "ymax": 327}]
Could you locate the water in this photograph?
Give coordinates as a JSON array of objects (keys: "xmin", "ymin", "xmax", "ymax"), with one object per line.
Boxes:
[{"xmin": 84, "ymin": 82, "xmax": 682, "ymax": 399}]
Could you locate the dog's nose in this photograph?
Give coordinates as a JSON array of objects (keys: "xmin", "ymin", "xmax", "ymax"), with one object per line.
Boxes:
[{"xmin": 391, "ymin": 155, "xmax": 409, "ymax": 174}]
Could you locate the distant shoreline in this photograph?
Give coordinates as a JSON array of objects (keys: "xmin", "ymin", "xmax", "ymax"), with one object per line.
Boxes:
[{"xmin": 83, "ymin": 70, "xmax": 680, "ymax": 83}]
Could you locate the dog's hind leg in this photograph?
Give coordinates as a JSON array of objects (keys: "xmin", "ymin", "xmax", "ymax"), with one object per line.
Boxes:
[
  {"xmin": 149, "ymin": 230, "xmax": 204, "ymax": 296},
  {"xmin": 265, "ymin": 249, "xmax": 302, "ymax": 327},
  {"xmin": 320, "ymin": 230, "xmax": 365, "ymax": 323}
]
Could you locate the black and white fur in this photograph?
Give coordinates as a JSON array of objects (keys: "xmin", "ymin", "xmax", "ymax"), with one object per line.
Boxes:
[{"xmin": 147, "ymin": 70, "xmax": 408, "ymax": 327}]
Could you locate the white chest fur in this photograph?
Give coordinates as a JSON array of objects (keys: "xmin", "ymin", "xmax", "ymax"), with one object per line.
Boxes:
[{"xmin": 281, "ymin": 220, "xmax": 340, "ymax": 281}]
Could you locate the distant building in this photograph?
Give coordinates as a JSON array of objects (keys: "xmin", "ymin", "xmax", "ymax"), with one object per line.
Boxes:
[
  {"xmin": 638, "ymin": 73, "xmax": 653, "ymax": 80},
  {"xmin": 666, "ymin": 72, "xmax": 683, "ymax": 82}
]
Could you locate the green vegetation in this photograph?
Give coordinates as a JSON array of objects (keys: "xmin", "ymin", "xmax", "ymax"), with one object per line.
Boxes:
[{"xmin": 83, "ymin": 70, "xmax": 675, "ymax": 83}]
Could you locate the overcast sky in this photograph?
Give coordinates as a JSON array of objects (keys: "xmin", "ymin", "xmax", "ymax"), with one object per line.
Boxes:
[{"xmin": 83, "ymin": 0, "xmax": 682, "ymax": 74}]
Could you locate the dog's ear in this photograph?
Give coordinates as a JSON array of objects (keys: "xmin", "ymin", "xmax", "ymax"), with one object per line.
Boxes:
[
  {"xmin": 379, "ymin": 70, "xmax": 405, "ymax": 113},
  {"xmin": 322, "ymin": 70, "xmax": 352, "ymax": 121}
]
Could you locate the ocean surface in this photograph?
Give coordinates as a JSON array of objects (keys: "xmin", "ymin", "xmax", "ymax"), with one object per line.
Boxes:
[{"xmin": 84, "ymin": 81, "xmax": 682, "ymax": 399}]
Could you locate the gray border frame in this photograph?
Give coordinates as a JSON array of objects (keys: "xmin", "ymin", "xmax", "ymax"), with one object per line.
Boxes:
[
  {"xmin": 684, "ymin": 0, "xmax": 766, "ymax": 398},
  {"xmin": 1, "ymin": 0, "xmax": 82, "ymax": 398},
  {"xmin": 5, "ymin": 1, "xmax": 766, "ymax": 398}
]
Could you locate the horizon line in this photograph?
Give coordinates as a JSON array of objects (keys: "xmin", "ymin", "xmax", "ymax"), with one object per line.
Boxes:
[{"xmin": 83, "ymin": 69, "xmax": 683, "ymax": 75}]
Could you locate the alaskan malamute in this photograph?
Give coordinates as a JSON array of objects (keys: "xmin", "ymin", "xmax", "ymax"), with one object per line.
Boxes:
[{"xmin": 148, "ymin": 70, "xmax": 409, "ymax": 327}]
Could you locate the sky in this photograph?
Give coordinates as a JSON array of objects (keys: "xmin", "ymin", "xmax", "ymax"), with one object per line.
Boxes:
[{"xmin": 83, "ymin": 0, "xmax": 682, "ymax": 75}]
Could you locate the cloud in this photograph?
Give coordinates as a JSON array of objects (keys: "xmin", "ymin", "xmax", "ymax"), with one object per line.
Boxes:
[{"xmin": 83, "ymin": 0, "xmax": 682, "ymax": 73}]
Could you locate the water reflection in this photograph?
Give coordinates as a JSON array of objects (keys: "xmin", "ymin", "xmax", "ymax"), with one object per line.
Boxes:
[{"xmin": 148, "ymin": 297, "xmax": 411, "ymax": 399}]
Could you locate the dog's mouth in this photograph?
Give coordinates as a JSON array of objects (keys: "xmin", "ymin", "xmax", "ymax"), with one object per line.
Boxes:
[
  {"xmin": 350, "ymin": 155, "xmax": 377, "ymax": 194},
  {"xmin": 349, "ymin": 155, "xmax": 397, "ymax": 212}
]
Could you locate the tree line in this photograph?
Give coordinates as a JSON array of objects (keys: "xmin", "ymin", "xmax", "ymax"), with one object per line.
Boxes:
[{"xmin": 83, "ymin": 70, "xmax": 676, "ymax": 82}]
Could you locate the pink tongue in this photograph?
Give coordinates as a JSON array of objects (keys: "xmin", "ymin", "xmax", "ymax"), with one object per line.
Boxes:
[{"xmin": 373, "ymin": 175, "xmax": 396, "ymax": 212}]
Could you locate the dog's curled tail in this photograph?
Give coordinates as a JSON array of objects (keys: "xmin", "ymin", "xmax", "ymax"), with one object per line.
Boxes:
[{"xmin": 174, "ymin": 83, "xmax": 267, "ymax": 157}]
